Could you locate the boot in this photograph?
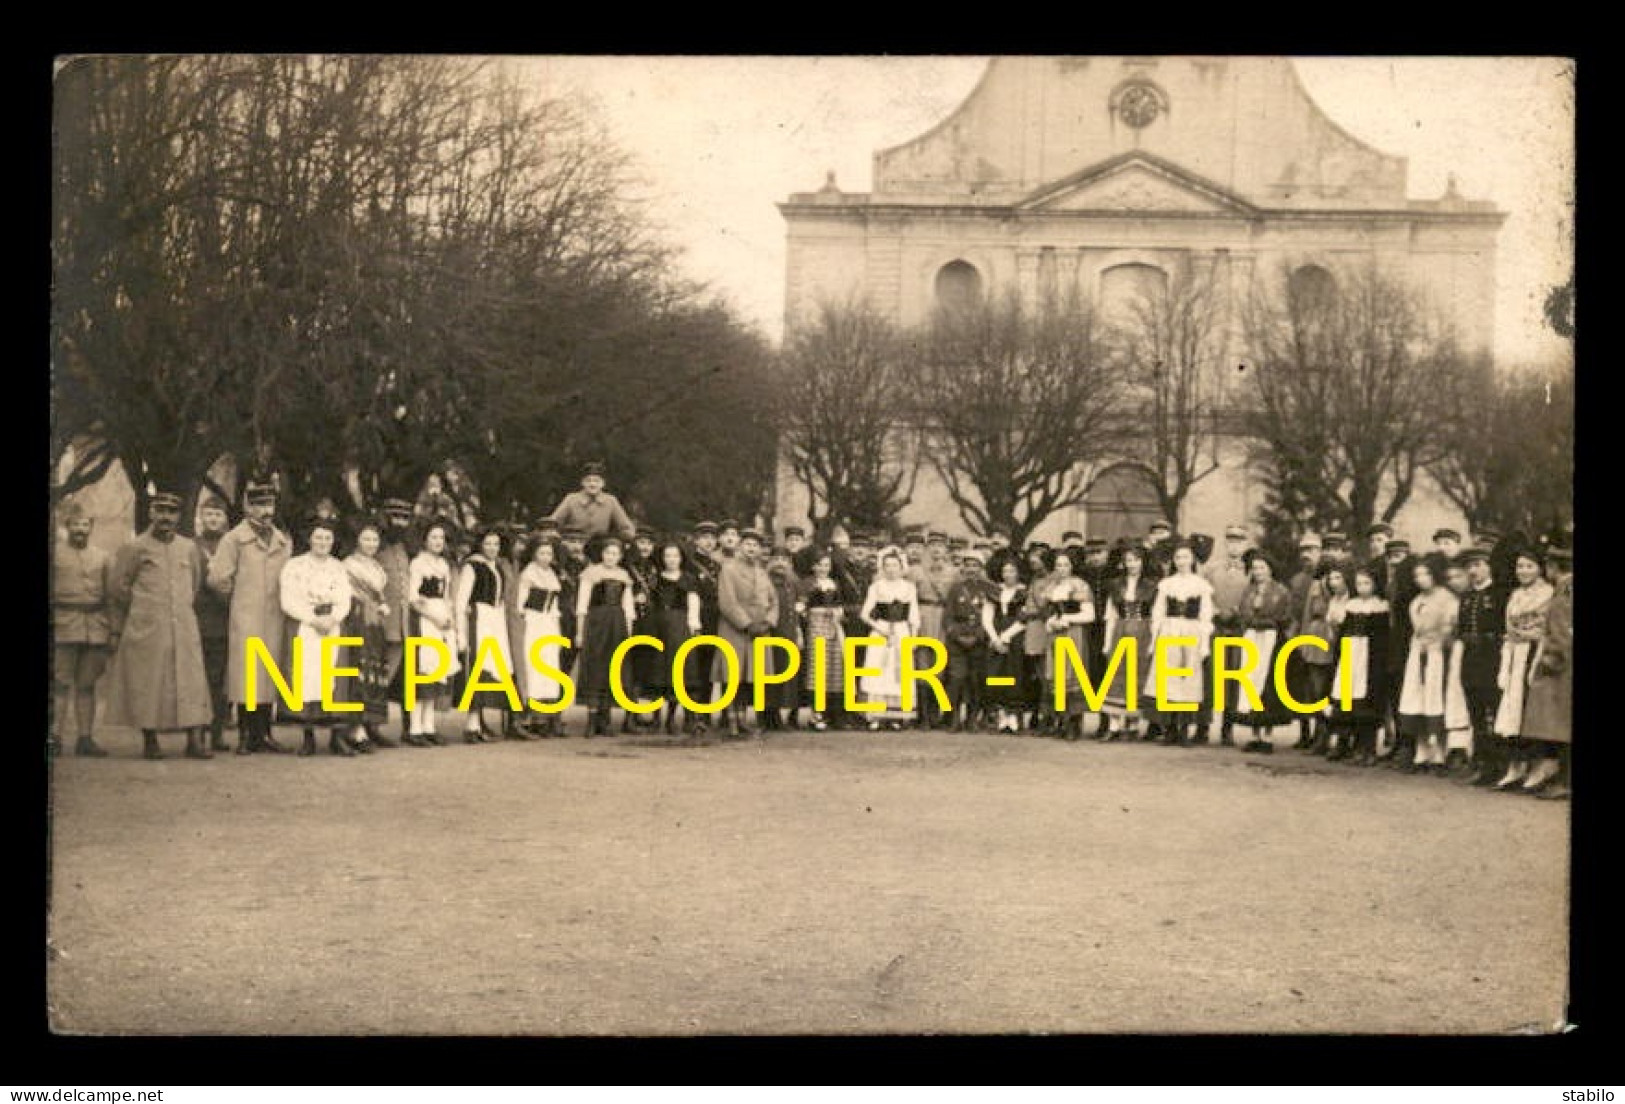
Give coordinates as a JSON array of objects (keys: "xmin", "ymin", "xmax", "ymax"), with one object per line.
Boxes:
[
  {"xmin": 209, "ymin": 721, "xmax": 230, "ymax": 753},
  {"xmin": 74, "ymin": 735, "xmax": 109, "ymax": 758},
  {"xmin": 348, "ymin": 727, "xmax": 376, "ymax": 754},
  {"xmin": 724, "ymin": 708, "xmax": 742, "ymax": 739},
  {"xmin": 258, "ymin": 715, "xmax": 291, "ymax": 754},
  {"xmin": 1219, "ymin": 722, "xmax": 1236, "ymax": 748},
  {"xmin": 142, "ymin": 731, "xmax": 164, "ymax": 760},
  {"xmin": 620, "ymin": 710, "xmax": 633, "ymax": 735},
  {"xmin": 329, "ymin": 730, "xmax": 358, "ymax": 757},
  {"xmin": 298, "ymin": 729, "xmax": 317, "ymax": 757},
  {"xmin": 1308, "ymin": 720, "xmax": 1330, "ymax": 756},
  {"xmin": 184, "ymin": 729, "xmax": 213, "ymax": 760},
  {"xmin": 663, "ymin": 703, "xmax": 680, "ymax": 736},
  {"xmin": 367, "ymin": 723, "xmax": 399, "ymax": 749},
  {"xmin": 1190, "ymin": 725, "xmax": 1210, "ymax": 746}
]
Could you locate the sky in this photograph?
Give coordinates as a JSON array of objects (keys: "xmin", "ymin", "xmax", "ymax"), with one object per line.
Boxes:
[{"xmin": 517, "ymin": 56, "xmax": 1574, "ymax": 366}]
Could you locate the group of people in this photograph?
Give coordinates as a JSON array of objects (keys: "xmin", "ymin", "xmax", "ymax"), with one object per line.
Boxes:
[{"xmin": 50, "ymin": 462, "xmax": 1573, "ymax": 799}]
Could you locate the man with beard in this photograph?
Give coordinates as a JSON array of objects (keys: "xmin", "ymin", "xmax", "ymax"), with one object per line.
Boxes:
[
  {"xmin": 207, "ymin": 480, "xmax": 293, "ymax": 754},
  {"xmin": 1363, "ymin": 523, "xmax": 1395, "ymax": 597},
  {"xmin": 192, "ymin": 495, "xmax": 234, "ymax": 752},
  {"xmin": 1377, "ymin": 537, "xmax": 1419, "ymax": 762},
  {"xmin": 905, "ymin": 527, "xmax": 947, "ymax": 728},
  {"xmin": 371, "ymin": 498, "xmax": 416, "ymax": 746},
  {"xmin": 557, "ymin": 524, "xmax": 590, "ymax": 706},
  {"xmin": 52, "ymin": 500, "xmax": 112, "ymax": 757},
  {"xmin": 105, "ymin": 491, "xmax": 213, "ymax": 760}
]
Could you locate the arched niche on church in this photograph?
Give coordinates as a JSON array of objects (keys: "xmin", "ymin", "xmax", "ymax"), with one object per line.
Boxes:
[
  {"xmin": 934, "ymin": 259, "xmax": 984, "ymax": 314},
  {"xmin": 1082, "ymin": 462, "xmax": 1165, "ymax": 545},
  {"xmin": 1098, "ymin": 261, "xmax": 1170, "ymax": 327}
]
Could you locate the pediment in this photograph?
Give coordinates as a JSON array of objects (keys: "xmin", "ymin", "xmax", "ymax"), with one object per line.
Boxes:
[{"xmin": 1018, "ymin": 153, "xmax": 1258, "ymax": 216}]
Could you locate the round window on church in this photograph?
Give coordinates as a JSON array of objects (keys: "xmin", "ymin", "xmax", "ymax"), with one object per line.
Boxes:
[
  {"xmin": 935, "ymin": 260, "xmax": 983, "ymax": 313},
  {"xmin": 1115, "ymin": 82, "xmax": 1164, "ymax": 129}
]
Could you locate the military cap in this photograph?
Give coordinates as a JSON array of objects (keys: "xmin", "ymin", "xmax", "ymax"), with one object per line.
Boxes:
[
  {"xmin": 926, "ymin": 530, "xmax": 948, "ymax": 545},
  {"xmin": 244, "ymin": 479, "xmax": 278, "ymax": 502},
  {"xmin": 972, "ymin": 540, "xmax": 991, "ymax": 553},
  {"xmin": 581, "ymin": 461, "xmax": 606, "ymax": 478},
  {"xmin": 1432, "ymin": 528, "xmax": 1461, "ymax": 543},
  {"xmin": 783, "ymin": 525, "xmax": 806, "ymax": 539},
  {"xmin": 1061, "ymin": 530, "xmax": 1084, "ymax": 544},
  {"xmin": 1365, "ymin": 522, "xmax": 1394, "ymax": 539},
  {"xmin": 1029, "ymin": 540, "xmax": 1051, "ymax": 553},
  {"xmin": 1084, "ymin": 536, "xmax": 1109, "ymax": 551},
  {"xmin": 560, "ymin": 524, "xmax": 586, "ymax": 540},
  {"xmin": 534, "ymin": 516, "xmax": 560, "ymax": 533},
  {"xmin": 1298, "ymin": 532, "xmax": 1323, "ymax": 549},
  {"xmin": 1458, "ymin": 546, "xmax": 1491, "ymax": 565},
  {"xmin": 1323, "ymin": 532, "xmax": 1349, "ymax": 550},
  {"xmin": 739, "ymin": 527, "xmax": 765, "ymax": 544},
  {"xmin": 693, "ymin": 521, "xmax": 718, "ymax": 535},
  {"xmin": 1474, "ymin": 525, "xmax": 1503, "ymax": 544},
  {"xmin": 149, "ymin": 490, "xmax": 183, "ymax": 510},
  {"xmin": 959, "ymin": 547, "xmax": 985, "ymax": 565},
  {"xmin": 1224, "ymin": 524, "xmax": 1249, "ymax": 540},
  {"xmin": 634, "ymin": 523, "xmax": 655, "ymax": 540},
  {"xmin": 1148, "ymin": 520, "xmax": 1172, "ymax": 534},
  {"xmin": 948, "ymin": 536, "xmax": 968, "ymax": 551},
  {"xmin": 904, "ymin": 527, "xmax": 927, "ymax": 544},
  {"xmin": 383, "ymin": 497, "xmax": 415, "ymax": 516},
  {"xmin": 197, "ymin": 494, "xmax": 227, "ymax": 512},
  {"xmin": 1386, "ymin": 539, "xmax": 1412, "ymax": 555},
  {"xmin": 719, "ymin": 518, "xmax": 741, "ymax": 533}
]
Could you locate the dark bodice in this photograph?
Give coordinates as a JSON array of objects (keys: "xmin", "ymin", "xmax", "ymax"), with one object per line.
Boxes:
[
  {"xmin": 1164, "ymin": 595, "xmax": 1202, "ymax": 620},
  {"xmin": 992, "ymin": 588, "xmax": 1027, "ymax": 632},
  {"xmin": 418, "ymin": 575, "xmax": 446, "ymax": 599},
  {"xmin": 590, "ymin": 579, "xmax": 628, "ymax": 608},
  {"xmin": 651, "ymin": 574, "xmax": 694, "ymax": 611},
  {"xmin": 873, "ymin": 600, "xmax": 912, "ymax": 622},
  {"xmin": 804, "ymin": 580, "xmax": 843, "ymax": 609},
  {"xmin": 467, "ymin": 559, "xmax": 499, "ymax": 606},
  {"xmin": 1340, "ymin": 611, "xmax": 1383, "ymax": 637},
  {"xmin": 523, "ymin": 587, "xmax": 559, "ymax": 614},
  {"xmin": 1047, "ymin": 599, "xmax": 1082, "ymax": 617}
]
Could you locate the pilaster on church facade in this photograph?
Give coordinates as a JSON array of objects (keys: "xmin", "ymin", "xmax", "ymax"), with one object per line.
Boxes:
[{"xmin": 778, "ymin": 56, "xmax": 1504, "ymax": 544}]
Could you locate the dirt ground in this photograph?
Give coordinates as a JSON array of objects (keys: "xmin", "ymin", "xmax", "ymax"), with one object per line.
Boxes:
[{"xmin": 46, "ymin": 713, "xmax": 1569, "ymax": 1036}]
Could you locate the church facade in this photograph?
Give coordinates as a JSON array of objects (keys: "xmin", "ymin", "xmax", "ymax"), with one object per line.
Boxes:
[{"xmin": 775, "ymin": 56, "xmax": 1504, "ymax": 546}]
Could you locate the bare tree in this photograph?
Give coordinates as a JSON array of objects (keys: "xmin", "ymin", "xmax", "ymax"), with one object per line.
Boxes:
[
  {"xmin": 1113, "ymin": 256, "xmax": 1229, "ymax": 528},
  {"xmin": 778, "ymin": 297, "xmax": 919, "ymax": 540},
  {"xmin": 54, "ymin": 56, "xmax": 770, "ymax": 533},
  {"xmin": 1429, "ymin": 355, "xmax": 1574, "ymax": 538},
  {"xmin": 1241, "ymin": 262, "xmax": 1464, "ymax": 547},
  {"xmin": 905, "ymin": 289, "xmax": 1130, "ymax": 545}
]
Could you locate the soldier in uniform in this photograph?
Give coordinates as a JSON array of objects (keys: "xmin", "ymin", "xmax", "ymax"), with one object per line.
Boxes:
[
  {"xmin": 1198, "ymin": 524, "xmax": 1250, "ymax": 747},
  {"xmin": 941, "ymin": 549, "xmax": 996, "ymax": 732},
  {"xmin": 376, "ymin": 499, "xmax": 416, "ymax": 736},
  {"xmin": 548, "ymin": 461, "xmax": 635, "ymax": 542},
  {"xmin": 714, "ymin": 528, "xmax": 779, "ymax": 738},
  {"xmin": 1432, "ymin": 527, "xmax": 1463, "ymax": 564},
  {"xmin": 192, "ymin": 495, "xmax": 233, "ymax": 752},
  {"xmin": 783, "ymin": 525, "xmax": 809, "ymax": 564},
  {"xmin": 52, "ymin": 500, "xmax": 112, "ymax": 757},
  {"xmin": 207, "ymin": 479, "xmax": 294, "ymax": 754},
  {"xmin": 1457, "ymin": 547, "xmax": 1510, "ymax": 786},
  {"xmin": 1144, "ymin": 520, "xmax": 1175, "ymax": 580},
  {"xmin": 1061, "ymin": 530, "xmax": 1085, "ymax": 554},
  {"xmin": 1284, "ymin": 532, "xmax": 1324, "ymax": 749},
  {"xmin": 104, "ymin": 491, "xmax": 214, "ymax": 760},
  {"xmin": 626, "ymin": 523, "xmax": 662, "ymax": 723}
]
